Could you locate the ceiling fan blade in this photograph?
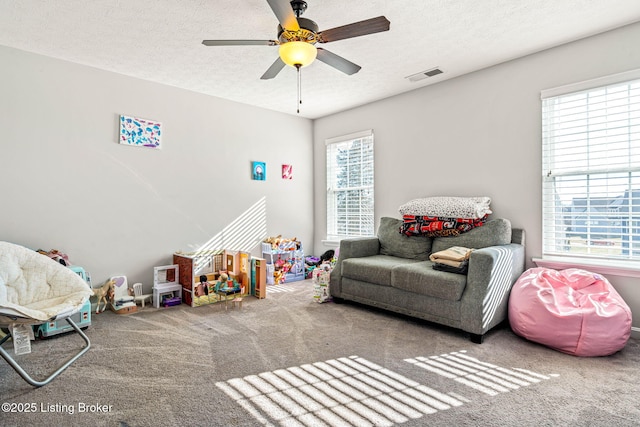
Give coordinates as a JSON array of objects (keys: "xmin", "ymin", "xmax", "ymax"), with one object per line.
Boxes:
[
  {"xmin": 260, "ymin": 57, "xmax": 286, "ymax": 80},
  {"xmin": 202, "ymin": 40, "xmax": 277, "ymax": 46},
  {"xmin": 266, "ymin": 0, "xmax": 300, "ymax": 31},
  {"xmin": 318, "ymin": 16, "xmax": 390, "ymax": 43},
  {"xmin": 316, "ymin": 48, "xmax": 361, "ymax": 75}
]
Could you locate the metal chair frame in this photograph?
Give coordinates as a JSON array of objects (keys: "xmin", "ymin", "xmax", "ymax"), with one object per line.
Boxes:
[{"xmin": 0, "ymin": 317, "xmax": 91, "ymax": 387}]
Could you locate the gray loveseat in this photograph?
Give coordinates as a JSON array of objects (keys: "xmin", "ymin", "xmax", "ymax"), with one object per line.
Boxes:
[{"xmin": 330, "ymin": 217, "xmax": 525, "ymax": 343}]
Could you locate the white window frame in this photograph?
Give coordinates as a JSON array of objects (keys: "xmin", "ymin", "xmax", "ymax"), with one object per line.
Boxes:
[
  {"xmin": 540, "ymin": 69, "xmax": 640, "ymax": 275},
  {"xmin": 325, "ymin": 129, "xmax": 374, "ymax": 242}
]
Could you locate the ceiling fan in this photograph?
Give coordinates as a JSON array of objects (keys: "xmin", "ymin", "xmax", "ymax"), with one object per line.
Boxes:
[{"xmin": 202, "ymin": 0, "xmax": 391, "ymax": 80}]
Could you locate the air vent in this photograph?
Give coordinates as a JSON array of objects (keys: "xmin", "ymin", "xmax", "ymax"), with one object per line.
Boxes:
[{"xmin": 406, "ymin": 67, "xmax": 443, "ymax": 82}]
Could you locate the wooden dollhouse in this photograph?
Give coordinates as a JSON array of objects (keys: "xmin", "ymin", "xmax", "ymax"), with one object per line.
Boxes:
[{"xmin": 173, "ymin": 250, "xmax": 261, "ymax": 306}]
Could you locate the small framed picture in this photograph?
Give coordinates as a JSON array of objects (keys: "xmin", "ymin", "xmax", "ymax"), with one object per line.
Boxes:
[
  {"xmin": 252, "ymin": 161, "xmax": 266, "ymax": 181},
  {"xmin": 282, "ymin": 164, "xmax": 293, "ymax": 180}
]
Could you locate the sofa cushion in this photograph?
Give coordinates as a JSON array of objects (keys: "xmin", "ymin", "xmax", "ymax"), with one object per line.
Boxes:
[
  {"xmin": 378, "ymin": 217, "xmax": 432, "ymax": 260},
  {"xmin": 391, "ymin": 262, "xmax": 467, "ymax": 301},
  {"xmin": 342, "ymin": 255, "xmax": 421, "ymax": 286},
  {"xmin": 431, "ymin": 218, "xmax": 512, "ymax": 253}
]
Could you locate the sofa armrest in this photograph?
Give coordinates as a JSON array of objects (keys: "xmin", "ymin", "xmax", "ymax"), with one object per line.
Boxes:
[
  {"xmin": 460, "ymin": 243, "xmax": 526, "ymax": 336},
  {"xmin": 329, "ymin": 237, "xmax": 381, "ymax": 297},
  {"xmin": 511, "ymin": 228, "xmax": 526, "ymax": 246}
]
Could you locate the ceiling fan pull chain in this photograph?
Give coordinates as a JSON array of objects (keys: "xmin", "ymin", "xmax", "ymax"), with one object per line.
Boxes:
[{"xmin": 296, "ymin": 64, "xmax": 302, "ymax": 114}]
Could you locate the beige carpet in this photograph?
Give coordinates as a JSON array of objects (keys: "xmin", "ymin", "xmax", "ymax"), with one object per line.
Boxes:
[{"xmin": 1, "ymin": 279, "xmax": 639, "ymax": 427}]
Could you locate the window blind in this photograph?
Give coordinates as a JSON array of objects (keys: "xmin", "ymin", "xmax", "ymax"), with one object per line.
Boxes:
[
  {"xmin": 326, "ymin": 130, "xmax": 374, "ymax": 240},
  {"xmin": 541, "ymin": 73, "xmax": 640, "ymax": 261}
]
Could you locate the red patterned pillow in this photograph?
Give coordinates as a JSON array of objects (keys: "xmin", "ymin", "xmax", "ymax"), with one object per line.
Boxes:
[{"xmin": 401, "ymin": 215, "xmax": 487, "ymax": 237}]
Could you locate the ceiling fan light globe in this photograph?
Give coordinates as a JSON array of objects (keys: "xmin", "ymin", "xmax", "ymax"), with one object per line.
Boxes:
[{"xmin": 279, "ymin": 41, "xmax": 317, "ymax": 68}]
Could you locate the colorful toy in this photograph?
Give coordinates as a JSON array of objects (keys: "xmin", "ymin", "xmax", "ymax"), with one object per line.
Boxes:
[
  {"xmin": 33, "ymin": 266, "xmax": 92, "ymax": 338},
  {"xmin": 194, "ymin": 275, "xmax": 207, "ymax": 297},
  {"xmin": 264, "ymin": 235, "xmax": 300, "ymax": 250},
  {"xmin": 273, "ymin": 269, "xmax": 285, "ymax": 285},
  {"xmin": 93, "ymin": 279, "xmax": 114, "ymax": 314},
  {"xmin": 218, "ymin": 272, "xmax": 229, "ymax": 285},
  {"xmin": 172, "ymin": 252, "xmax": 223, "ymax": 307},
  {"xmin": 216, "ymin": 272, "xmax": 242, "ymax": 295},
  {"xmin": 36, "ymin": 249, "xmax": 71, "ymax": 266},
  {"xmin": 163, "ymin": 296, "xmax": 182, "ymax": 307},
  {"xmin": 305, "ymin": 256, "xmax": 320, "ymax": 265},
  {"xmin": 312, "ymin": 266, "xmax": 332, "ymax": 303},
  {"xmin": 215, "ymin": 275, "xmax": 244, "ymax": 310},
  {"xmin": 153, "ymin": 264, "xmax": 182, "ymax": 308},
  {"xmin": 109, "ymin": 276, "xmax": 137, "ymax": 315}
]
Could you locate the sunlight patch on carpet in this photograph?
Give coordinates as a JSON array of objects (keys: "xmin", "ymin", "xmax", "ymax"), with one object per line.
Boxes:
[
  {"xmin": 405, "ymin": 350, "xmax": 558, "ymax": 397},
  {"xmin": 216, "ymin": 355, "xmax": 464, "ymax": 426},
  {"xmin": 267, "ymin": 283, "xmax": 304, "ymax": 294}
]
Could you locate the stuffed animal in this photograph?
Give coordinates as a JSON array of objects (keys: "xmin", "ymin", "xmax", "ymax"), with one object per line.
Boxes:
[
  {"xmin": 264, "ymin": 235, "xmax": 283, "ymax": 250},
  {"xmin": 273, "ymin": 269, "xmax": 285, "ymax": 285},
  {"xmin": 264, "ymin": 236, "xmax": 299, "ymax": 250},
  {"xmin": 37, "ymin": 249, "xmax": 71, "ymax": 266}
]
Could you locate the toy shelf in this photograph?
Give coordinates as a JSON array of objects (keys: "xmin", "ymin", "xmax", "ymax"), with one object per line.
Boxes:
[{"xmin": 261, "ymin": 241, "xmax": 305, "ymax": 283}]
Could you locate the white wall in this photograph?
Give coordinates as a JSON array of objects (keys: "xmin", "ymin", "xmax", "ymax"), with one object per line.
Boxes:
[
  {"xmin": 0, "ymin": 46, "xmax": 313, "ymax": 292},
  {"xmin": 313, "ymin": 22, "xmax": 640, "ymax": 333},
  {"xmin": 2, "ymin": 21, "xmax": 640, "ymax": 333}
]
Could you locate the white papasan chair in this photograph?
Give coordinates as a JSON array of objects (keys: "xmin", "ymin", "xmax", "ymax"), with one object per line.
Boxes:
[{"xmin": 0, "ymin": 241, "xmax": 93, "ymax": 387}]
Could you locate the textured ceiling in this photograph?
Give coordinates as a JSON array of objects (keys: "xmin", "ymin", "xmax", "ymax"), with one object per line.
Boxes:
[{"xmin": 2, "ymin": 0, "xmax": 640, "ymax": 119}]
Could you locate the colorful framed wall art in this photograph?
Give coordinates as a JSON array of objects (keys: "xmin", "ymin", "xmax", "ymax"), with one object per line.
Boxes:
[
  {"xmin": 119, "ymin": 115, "xmax": 162, "ymax": 149},
  {"xmin": 282, "ymin": 164, "xmax": 293, "ymax": 180},
  {"xmin": 252, "ymin": 161, "xmax": 266, "ymax": 181}
]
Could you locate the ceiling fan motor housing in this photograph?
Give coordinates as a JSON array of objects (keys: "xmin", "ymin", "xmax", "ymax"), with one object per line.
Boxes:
[
  {"xmin": 290, "ymin": 0, "xmax": 308, "ymax": 17},
  {"xmin": 278, "ymin": 17, "xmax": 319, "ymax": 44}
]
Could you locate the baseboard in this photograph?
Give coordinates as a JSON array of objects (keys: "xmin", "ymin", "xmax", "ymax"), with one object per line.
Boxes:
[{"xmin": 632, "ymin": 326, "xmax": 640, "ymax": 340}]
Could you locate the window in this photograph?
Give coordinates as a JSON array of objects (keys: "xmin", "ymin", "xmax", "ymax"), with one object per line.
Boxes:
[
  {"xmin": 541, "ymin": 70, "xmax": 640, "ymax": 262},
  {"xmin": 326, "ymin": 130, "xmax": 374, "ymax": 240}
]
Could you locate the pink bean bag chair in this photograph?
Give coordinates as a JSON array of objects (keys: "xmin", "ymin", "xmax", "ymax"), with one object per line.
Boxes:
[{"xmin": 509, "ymin": 267, "xmax": 632, "ymax": 356}]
